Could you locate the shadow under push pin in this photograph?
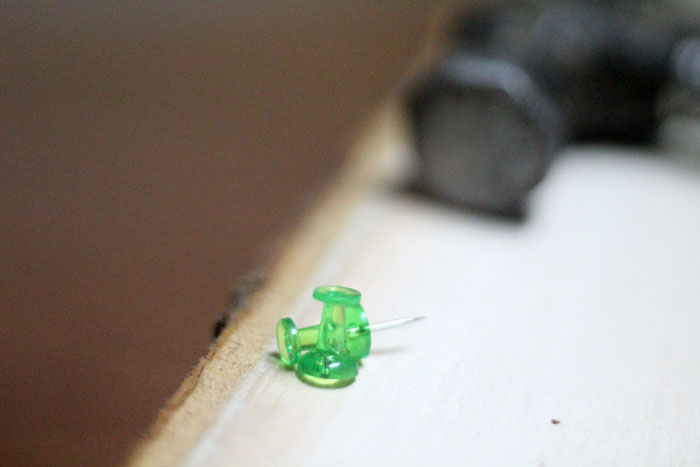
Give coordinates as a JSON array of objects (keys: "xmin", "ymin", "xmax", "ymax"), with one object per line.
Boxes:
[{"xmin": 276, "ymin": 285, "xmax": 423, "ymax": 388}]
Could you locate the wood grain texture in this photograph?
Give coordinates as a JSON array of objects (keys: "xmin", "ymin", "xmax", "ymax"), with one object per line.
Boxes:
[{"xmin": 133, "ymin": 105, "xmax": 700, "ymax": 465}]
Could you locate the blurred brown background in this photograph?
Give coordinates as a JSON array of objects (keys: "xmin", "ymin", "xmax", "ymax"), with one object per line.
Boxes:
[{"xmin": 0, "ymin": 2, "xmax": 442, "ymax": 465}]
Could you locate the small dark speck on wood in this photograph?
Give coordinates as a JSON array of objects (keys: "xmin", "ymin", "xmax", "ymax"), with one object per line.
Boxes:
[{"xmin": 213, "ymin": 270, "xmax": 266, "ymax": 338}]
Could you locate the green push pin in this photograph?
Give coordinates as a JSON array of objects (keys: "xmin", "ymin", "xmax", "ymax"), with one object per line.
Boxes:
[{"xmin": 276, "ymin": 285, "xmax": 423, "ymax": 387}]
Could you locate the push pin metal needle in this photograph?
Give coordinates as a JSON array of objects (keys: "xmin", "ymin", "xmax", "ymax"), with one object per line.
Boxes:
[{"xmin": 358, "ymin": 316, "xmax": 424, "ymax": 333}]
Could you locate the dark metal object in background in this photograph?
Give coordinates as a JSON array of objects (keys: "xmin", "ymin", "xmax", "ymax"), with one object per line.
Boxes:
[{"xmin": 409, "ymin": 1, "xmax": 700, "ymax": 215}]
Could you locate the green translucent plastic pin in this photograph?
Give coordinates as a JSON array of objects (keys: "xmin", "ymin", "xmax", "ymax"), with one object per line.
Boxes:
[{"xmin": 276, "ymin": 285, "xmax": 423, "ymax": 388}]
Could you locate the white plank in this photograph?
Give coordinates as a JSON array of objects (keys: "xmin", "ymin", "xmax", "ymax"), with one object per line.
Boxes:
[{"xmin": 186, "ymin": 148, "xmax": 700, "ymax": 466}]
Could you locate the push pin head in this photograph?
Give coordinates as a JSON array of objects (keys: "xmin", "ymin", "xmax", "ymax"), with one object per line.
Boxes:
[
  {"xmin": 312, "ymin": 285, "xmax": 361, "ymax": 305},
  {"xmin": 276, "ymin": 285, "xmax": 423, "ymax": 387},
  {"xmin": 276, "ymin": 317, "xmax": 301, "ymax": 367}
]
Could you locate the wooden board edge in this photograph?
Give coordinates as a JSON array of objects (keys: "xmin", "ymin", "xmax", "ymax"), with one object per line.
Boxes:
[{"xmin": 127, "ymin": 105, "xmax": 406, "ymax": 466}]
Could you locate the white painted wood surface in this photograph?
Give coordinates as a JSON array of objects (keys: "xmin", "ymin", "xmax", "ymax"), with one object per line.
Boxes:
[{"xmin": 185, "ymin": 148, "xmax": 700, "ymax": 466}]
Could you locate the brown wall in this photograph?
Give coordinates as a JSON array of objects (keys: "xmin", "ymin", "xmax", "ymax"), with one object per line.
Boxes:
[{"xmin": 0, "ymin": 2, "xmax": 441, "ymax": 465}]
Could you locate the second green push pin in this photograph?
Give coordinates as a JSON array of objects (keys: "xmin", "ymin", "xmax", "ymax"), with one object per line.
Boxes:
[{"xmin": 276, "ymin": 285, "xmax": 423, "ymax": 387}]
